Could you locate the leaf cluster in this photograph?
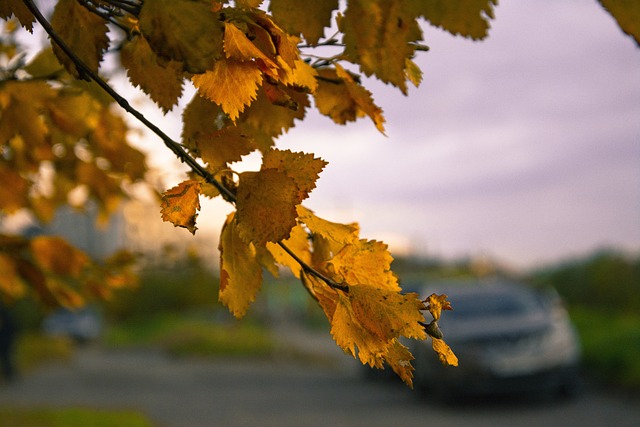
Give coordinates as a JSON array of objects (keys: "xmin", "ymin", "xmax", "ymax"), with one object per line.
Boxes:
[{"xmin": 2, "ymin": 0, "xmax": 638, "ymax": 387}]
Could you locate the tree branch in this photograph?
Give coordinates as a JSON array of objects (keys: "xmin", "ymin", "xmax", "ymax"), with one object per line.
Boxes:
[
  {"xmin": 21, "ymin": 0, "xmax": 236, "ymax": 203},
  {"xmin": 21, "ymin": 0, "xmax": 350, "ymax": 294}
]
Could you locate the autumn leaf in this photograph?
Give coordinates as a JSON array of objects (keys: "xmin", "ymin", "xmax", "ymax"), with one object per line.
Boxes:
[
  {"xmin": 0, "ymin": 0, "xmax": 36, "ymax": 32},
  {"xmin": 335, "ymin": 64, "xmax": 385, "ymax": 133},
  {"xmin": 314, "ymin": 66, "xmax": 385, "ymax": 132},
  {"xmin": 262, "ymin": 149, "xmax": 327, "ymax": 199},
  {"xmin": 432, "ymin": 338, "xmax": 459, "ymax": 366},
  {"xmin": 239, "ymin": 84, "xmax": 309, "ymax": 139},
  {"xmin": 408, "ymin": 0, "xmax": 497, "ymax": 40},
  {"xmin": 425, "ymin": 293, "xmax": 453, "ymax": 321},
  {"xmin": 269, "ymin": 0, "xmax": 339, "ymax": 45},
  {"xmin": 326, "ymin": 239, "xmax": 400, "ymax": 292},
  {"xmin": 266, "ymin": 224, "xmax": 312, "ymax": 277},
  {"xmin": 223, "ymin": 22, "xmax": 277, "ymax": 72},
  {"xmin": 219, "ymin": 212, "xmax": 264, "ymax": 318},
  {"xmin": 0, "ymin": 254, "xmax": 27, "ymax": 299},
  {"xmin": 349, "ymin": 285, "xmax": 427, "ymax": 342},
  {"xmin": 139, "ymin": 0, "xmax": 224, "ymax": 73},
  {"xmin": 196, "ymin": 126, "xmax": 257, "ymax": 171},
  {"xmin": 30, "ymin": 236, "xmax": 90, "ymax": 278},
  {"xmin": 598, "ymin": 0, "xmax": 640, "ymax": 46},
  {"xmin": 192, "ymin": 59, "xmax": 264, "ymax": 121},
  {"xmin": 0, "ymin": 166, "xmax": 29, "ymax": 214},
  {"xmin": 297, "ymin": 205, "xmax": 359, "ymax": 248},
  {"xmin": 235, "ymin": 169, "xmax": 300, "ymax": 245},
  {"xmin": 341, "ymin": 0, "xmax": 421, "ymax": 93},
  {"xmin": 121, "ymin": 35, "xmax": 184, "ymax": 113},
  {"xmin": 160, "ymin": 179, "xmax": 202, "ymax": 234},
  {"xmin": 50, "ymin": 0, "xmax": 110, "ymax": 78}
]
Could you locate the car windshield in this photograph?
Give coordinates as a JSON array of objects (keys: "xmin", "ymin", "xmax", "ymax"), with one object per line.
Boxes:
[{"xmin": 445, "ymin": 288, "xmax": 542, "ymax": 320}]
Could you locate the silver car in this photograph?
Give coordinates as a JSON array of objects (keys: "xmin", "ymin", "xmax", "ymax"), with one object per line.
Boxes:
[{"xmin": 411, "ymin": 278, "xmax": 581, "ymax": 398}]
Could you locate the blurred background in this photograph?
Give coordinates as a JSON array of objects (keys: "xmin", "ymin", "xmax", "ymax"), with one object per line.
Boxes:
[{"xmin": 1, "ymin": 0, "xmax": 639, "ymax": 426}]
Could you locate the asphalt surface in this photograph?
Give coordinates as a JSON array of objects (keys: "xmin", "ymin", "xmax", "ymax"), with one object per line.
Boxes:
[{"xmin": 1, "ymin": 326, "xmax": 640, "ymax": 427}]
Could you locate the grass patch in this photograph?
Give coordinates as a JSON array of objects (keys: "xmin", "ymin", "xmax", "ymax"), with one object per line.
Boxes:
[
  {"xmin": 15, "ymin": 333, "xmax": 74, "ymax": 373},
  {"xmin": 105, "ymin": 313, "xmax": 274, "ymax": 358},
  {"xmin": 0, "ymin": 407, "xmax": 154, "ymax": 427},
  {"xmin": 570, "ymin": 306, "xmax": 640, "ymax": 390}
]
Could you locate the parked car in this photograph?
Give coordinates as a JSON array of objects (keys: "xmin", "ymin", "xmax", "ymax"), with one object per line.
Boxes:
[
  {"xmin": 42, "ymin": 306, "xmax": 103, "ymax": 344},
  {"xmin": 411, "ymin": 278, "xmax": 581, "ymax": 398}
]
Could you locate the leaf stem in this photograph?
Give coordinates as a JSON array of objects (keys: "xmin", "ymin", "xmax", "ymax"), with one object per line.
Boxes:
[{"xmin": 277, "ymin": 242, "xmax": 349, "ymax": 293}]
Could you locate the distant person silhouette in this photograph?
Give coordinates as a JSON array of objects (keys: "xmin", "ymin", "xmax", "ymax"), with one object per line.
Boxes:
[{"xmin": 0, "ymin": 301, "xmax": 17, "ymax": 383}]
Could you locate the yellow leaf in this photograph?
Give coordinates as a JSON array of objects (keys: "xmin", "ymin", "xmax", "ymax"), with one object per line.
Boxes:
[
  {"xmin": 0, "ymin": 254, "xmax": 27, "ymax": 299},
  {"xmin": 331, "ymin": 290, "xmax": 386, "ymax": 367},
  {"xmin": 30, "ymin": 236, "xmax": 90, "ymax": 278},
  {"xmin": 0, "ymin": 166, "xmax": 29, "ymax": 214},
  {"xmin": 0, "ymin": 0, "xmax": 36, "ymax": 32},
  {"xmin": 599, "ymin": 0, "xmax": 640, "ymax": 46},
  {"xmin": 425, "ymin": 293, "xmax": 453, "ymax": 321},
  {"xmin": 192, "ymin": 59, "xmax": 263, "ymax": 121},
  {"xmin": 432, "ymin": 337, "xmax": 459, "ymax": 366},
  {"xmin": 341, "ymin": 0, "xmax": 422, "ymax": 92},
  {"xmin": 160, "ymin": 179, "xmax": 202, "ymax": 234},
  {"xmin": 408, "ymin": 0, "xmax": 497, "ymax": 40},
  {"xmin": 297, "ymin": 206, "xmax": 359, "ymax": 248},
  {"xmin": 326, "ymin": 239, "xmax": 400, "ymax": 292},
  {"xmin": 196, "ymin": 125, "xmax": 257, "ymax": 171},
  {"xmin": 139, "ymin": 0, "xmax": 224, "ymax": 74},
  {"xmin": 262, "ymin": 149, "xmax": 327, "ymax": 199},
  {"xmin": 239, "ymin": 84, "xmax": 309, "ymax": 138},
  {"xmin": 269, "ymin": 0, "xmax": 339, "ymax": 45},
  {"xmin": 349, "ymin": 285, "xmax": 427, "ymax": 342},
  {"xmin": 219, "ymin": 212, "xmax": 264, "ymax": 318},
  {"xmin": 182, "ymin": 93, "xmax": 226, "ymax": 152},
  {"xmin": 335, "ymin": 64, "xmax": 385, "ymax": 133},
  {"xmin": 276, "ymin": 58, "xmax": 318, "ymax": 92},
  {"xmin": 224, "ymin": 22, "xmax": 278, "ymax": 72},
  {"xmin": 235, "ymin": 169, "xmax": 300, "ymax": 245},
  {"xmin": 44, "ymin": 277, "xmax": 85, "ymax": 310},
  {"xmin": 266, "ymin": 224, "xmax": 312, "ymax": 277},
  {"xmin": 50, "ymin": 0, "xmax": 110, "ymax": 78},
  {"xmin": 0, "ymin": 81, "xmax": 53, "ymax": 154},
  {"xmin": 121, "ymin": 35, "xmax": 184, "ymax": 113},
  {"xmin": 313, "ymin": 67, "xmax": 385, "ymax": 133},
  {"xmin": 384, "ymin": 339, "xmax": 417, "ymax": 388}
]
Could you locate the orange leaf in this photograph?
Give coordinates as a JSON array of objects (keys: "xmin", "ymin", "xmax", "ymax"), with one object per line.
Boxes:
[
  {"xmin": 425, "ymin": 293, "xmax": 453, "ymax": 321},
  {"xmin": 192, "ymin": 59, "xmax": 263, "ymax": 121},
  {"xmin": 432, "ymin": 338, "xmax": 459, "ymax": 367},
  {"xmin": 235, "ymin": 169, "xmax": 299, "ymax": 245},
  {"xmin": 262, "ymin": 149, "xmax": 327, "ymax": 199},
  {"xmin": 0, "ymin": 254, "xmax": 27, "ymax": 299},
  {"xmin": 30, "ymin": 236, "xmax": 90, "ymax": 278},
  {"xmin": 160, "ymin": 179, "xmax": 202, "ymax": 234},
  {"xmin": 349, "ymin": 285, "xmax": 427, "ymax": 342},
  {"xmin": 326, "ymin": 239, "xmax": 399, "ymax": 292},
  {"xmin": 218, "ymin": 212, "xmax": 264, "ymax": 318},
  {"xmin": 120, "ymin": 34, "xmax": 184, "ymax": 113},
  {"xmin": 50, "ymin": 0, "xmax": 110, "ymax": 78}
]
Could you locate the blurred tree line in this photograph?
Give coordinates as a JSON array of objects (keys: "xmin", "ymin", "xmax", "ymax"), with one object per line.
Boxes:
[{"xmin": 529, "ymin": 249, "xmax": 640, "ymax": 314}]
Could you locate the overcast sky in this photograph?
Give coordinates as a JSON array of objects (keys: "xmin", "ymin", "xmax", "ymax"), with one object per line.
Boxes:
[{"xmin": 261, "ymin": 0, "xmax": 640, "ymax": 269}]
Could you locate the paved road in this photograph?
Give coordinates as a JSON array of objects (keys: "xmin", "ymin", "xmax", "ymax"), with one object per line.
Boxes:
[{"xmin": 1, "ymin": 334, "xmax": 639, "ymax": 427}]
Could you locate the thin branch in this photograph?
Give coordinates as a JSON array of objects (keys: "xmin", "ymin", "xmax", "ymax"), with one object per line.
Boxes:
[
  {"xmin": 21, "ymin": 0, "xmax": 349, "ymax": 294},
  {"xmin": 21, "ymin": 0, "xmax": 236, "ymax": 203},
  {"xmin": 277, "ymin": 242, "xmax": 349, "ymax": 293}
]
